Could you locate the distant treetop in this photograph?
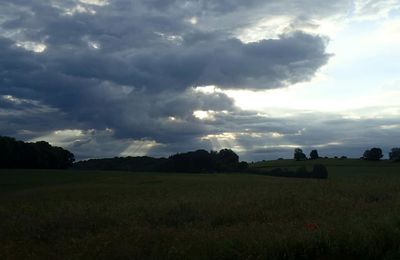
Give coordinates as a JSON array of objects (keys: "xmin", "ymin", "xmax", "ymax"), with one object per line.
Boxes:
[
  {"xmin": 0, "ymin": 136, "xmax": 75, "ymax": 169},
  {"xmin": 389, "ymin": 148, "xmax": 400, "ymax": 162},
  {"xmin": 74, "ymin": 149, "xmax": 248, "ymax": 173},
  {"xmin": 294, "ymin": 148, "xmax": 307, "ymax": 161},
  {"xmin": 363, "ymin": 148, "xmax": 383, "ymax": 161},
  {"xmin": 309, "ymin": 150, "xmax": 319, "ymax": 160}
]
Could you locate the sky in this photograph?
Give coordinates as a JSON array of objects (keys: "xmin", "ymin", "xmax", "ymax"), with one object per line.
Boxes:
[{"xmin": 0, "ymin": 0, "xmax": 399, "ymax": 161}]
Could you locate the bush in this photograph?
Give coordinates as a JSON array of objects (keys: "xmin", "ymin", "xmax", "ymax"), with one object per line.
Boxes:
[
  {"xmin": 296, "ymin": 166, "xmax": 309, "ymax": 176},
  {"xmin": 260, "ymin": 165, "xmax": 328, "ymax": 179},
  {"xmin": 237, "ymin": 161, "xmax": 249, "ymax": 171},
  {"xmin": 270, "ymin": 168, "xmax": 284, "ymax": 175},
  {"xmin": 312, "ymin": 164, "xmax": 328, "ymax": 179}
]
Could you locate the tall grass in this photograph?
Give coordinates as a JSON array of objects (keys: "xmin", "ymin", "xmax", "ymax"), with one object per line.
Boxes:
[{"xmin": 1, "ymin": 160, "xmax": 400, "ymax": 259}]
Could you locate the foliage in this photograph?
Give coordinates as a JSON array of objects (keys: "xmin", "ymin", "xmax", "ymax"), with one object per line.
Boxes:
[
  {"xmin": 237, "ymin": 161, "xmax": 249, "ymax": 171},
  {"xmin": 74, "ymin": 149, "xmax": 248, "ymax": 173},
  {"xmin": 309, "ymin": 149, "xmax": 319, "ymax": 160},
  {"xmin": 389, "ymin": 148, "xmax": 400, "ymax": 162},
  {"xmin": 0, "ymin": 136, "xmax": 74, "ymax": 169},
  {"xmin": 166, "ymin": 149, "xmax": 218, "ymax": 173},
  {"xmin": 363, "ymin": 147, "xmax": 383, "ymax": 161},
  {"xmin": 294, "ymin": 148, "xmax": 307, "ymax": 161},
  {"xmin": 217, "ymin": 149, "xmax": 240, "ymax": 171},
  {"xmin": 73, "ymin": 156, "xmax": 168, "ymax": 172}
]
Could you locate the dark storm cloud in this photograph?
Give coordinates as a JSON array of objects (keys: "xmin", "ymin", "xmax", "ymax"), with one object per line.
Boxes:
[
  {"xmin": 0, "ymin": 94, "xmax": 70, "ymax": 139},
  {"xmin": 4, "ymin": 0, "xmax": 392, "ymax": 160},
  {"xmin": 0, "ymin": 1, "xmax": 331, "ymax": 95}
]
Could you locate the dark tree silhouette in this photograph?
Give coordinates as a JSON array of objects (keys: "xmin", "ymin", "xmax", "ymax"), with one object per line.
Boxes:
[
  {"xmin": 74, "ymin": 149, "xmax": 247, "ymax": 173},
  {"xmin": 217, "ymin": 149, "xmax": 240, "ymax": 171},
  {"xmin": 363, "ymin": 148, "xmax": 383, "ymax": 161},
  {"xmin": 389, "ymin": 148, "xmax": 400, "ymax": 162},
  {"xmin": 0, "ymin": 136, "xmax": 74, "ymax": 169},
  {"xmin": 309, "ymin": 150, "xmax": 319, "ymax": 160},
  {"xmin": 73, "ymin": 156, "xmax": 167, "ymax": 172},
  {"xmin": 294, "ymin": 148, "xmax": 307, "ymax": 161},
  {"xmin": 168, "ymin": 149, "xmax": 216, "ymax": 172},
  {"xmin": 237, "ymin": 161, "xmax": 249, "ymax": 170}
]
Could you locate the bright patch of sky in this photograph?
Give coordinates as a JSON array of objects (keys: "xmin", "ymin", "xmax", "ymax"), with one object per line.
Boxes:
[
  {"xmin": 15, "ymin": 41, "xmax": 47, "ymax": 53},
  {"xmin": 226, "ymin": 6, "xmax": 400, "ymax": 119},
  {"xmin": 120, "ymin": 140, "xmax": 163, "ymax": 157},
  {"xmin": 78, "ymin": 0, "xmax": 109, "ymax": 6}
]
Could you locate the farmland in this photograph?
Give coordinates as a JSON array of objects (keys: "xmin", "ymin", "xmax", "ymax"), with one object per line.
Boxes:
[{"xmin": 1, "ymin": 159, "xmax": 400, "ymax": 259}]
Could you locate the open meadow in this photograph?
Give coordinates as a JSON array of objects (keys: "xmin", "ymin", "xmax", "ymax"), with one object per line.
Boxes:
[{"xmin": 1, "ymin": 159, "xmax": 400, "ymax": 259}]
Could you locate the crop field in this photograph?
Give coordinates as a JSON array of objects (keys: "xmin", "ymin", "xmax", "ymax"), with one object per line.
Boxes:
[{"xmin": 1, "ymin": 159, "xmax": 400, "ymax": 259}]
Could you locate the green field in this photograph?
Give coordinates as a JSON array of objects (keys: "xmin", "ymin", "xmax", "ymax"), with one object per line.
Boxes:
[{"xmin": 1, "ymin": 159, "xmax": 400, "ymax": 259}]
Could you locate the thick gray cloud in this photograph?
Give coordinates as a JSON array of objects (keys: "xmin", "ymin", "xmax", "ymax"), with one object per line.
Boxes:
[{"xmin": 1, "ymin": 0, "xmax": 398, "ymax": 160}]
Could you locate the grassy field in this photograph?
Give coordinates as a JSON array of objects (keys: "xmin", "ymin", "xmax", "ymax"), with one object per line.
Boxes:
[{"xmin": 1, "ymin": 159, "xmax": 400, "ymax": 259}]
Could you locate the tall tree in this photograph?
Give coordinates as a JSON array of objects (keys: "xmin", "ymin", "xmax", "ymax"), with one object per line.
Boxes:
[
  {"xmin": 309, "ymin": 150, "xmax": 319, "ymax": 160},
  {"xmin": 363, "ymin": 148, "xmax": 383, "ymax": 161},
  {"xmin": 294, "ymin": 148, "xmax": 307, "ymax": 161},
  {"xmin": 389, "ymin": 148, "xmax": 400, "ymax": 162}
]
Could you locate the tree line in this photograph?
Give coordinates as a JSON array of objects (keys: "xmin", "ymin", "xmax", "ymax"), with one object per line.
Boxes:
[
  {"xmin": 0, "ymin": 136, "xmax": 75, "ymax": 169},
  {"xmin": 293, "ymin": 147, "xmax": 400, "ymax": 161},
  {"xmin": 2, "ymin": 134, "xmax": 399, "ymax": 172},
  {"xmin": 74, "ymin": 149, "xmax": 249, "ymax": 173}
]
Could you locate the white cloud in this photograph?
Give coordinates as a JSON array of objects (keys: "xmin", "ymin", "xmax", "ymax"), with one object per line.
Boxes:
[
  {"xmin": 79, "ymin": 0, "xmax": 109, "ymax": 6},
  {"xmin": 236, "ymin": 16, "xmax": 292, "ymax": 43},
  {"xmin": 63, "ymin": 4, "xmax": 96, "ymax": 15},
  {"xmin": 88, "ymin": 40, "xmax": 101, "ymax": 49},
  {"xmin": 15, "ymin": 41, "xmax": 47, "ymax": 53},
  {"xmin": 187, "ymin": 16, "xmax": 198, "ymax": 25},
  {"xmin": 30, "ymin": 129, "xmax": 86, "ymax": 147},
  {"xmin": 353, "ymin": 0, "xmax": 400, "ymax": 20},
  {"xmin": 380, "ymin": 124, "xmax": 400, "ymax": 129},
  {"xmin": 154, "ymin": 32, "xmax": 183, "ymax": 45},
  {"xmin": 193, "ymin": 110, "xmax": 216, "ymax": 121}
]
